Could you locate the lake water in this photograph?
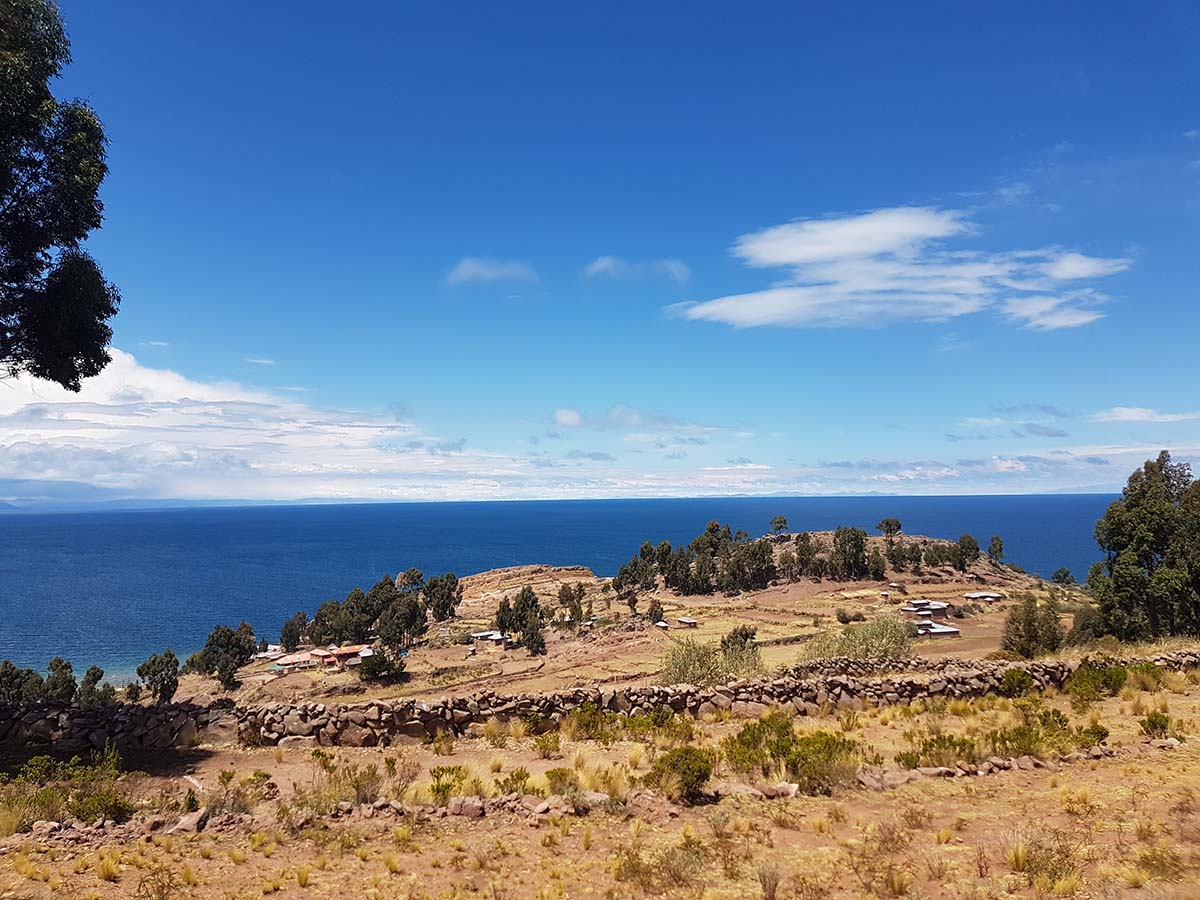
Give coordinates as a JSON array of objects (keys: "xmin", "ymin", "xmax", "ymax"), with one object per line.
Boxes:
[{"xmin": 0, "ymin": 494, "xmax": 1113, "ymax": 677}]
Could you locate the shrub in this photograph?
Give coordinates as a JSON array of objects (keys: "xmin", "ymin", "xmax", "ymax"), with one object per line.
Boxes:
[
  {"xmin": 544, "ymin": 768, "xmax": 579, "ymax": 795},
  {"xmin": 533, "ymin": 731, "xmax": 560, "ymax": 758},
  {"xmin": 495, "ymin": 768, "xmax": 533, "ymax": 795},
  {"xmin": 659, "ymin": 636, "xmax": 761, "ymax": 687},
  {"xmin": 1000, "ymin": 668, "xmax": 1035, "ymax": 698},
  {"xmin": 784, "ymin": 731, "xmax": 859, "ymax": 795},
  {"xmin": 797, "ymin": 617, "xmax": 912, "ymax": 662},
  {"xmin": 1066, "ymin": 661, "xmax": 1127, "ymax": 709},
  {"xmin": 895, "ymin": 732, "xmax": 978, "ymax": 769},
  {"xmin": 561, "ymin": 703, "xmax": 619, "ymax": 743},
  {"xmin": 646, "ymin": 747, "xmax": 713, "ymax": 804},
  {"xmin": 1127, "ymin": 662, "xmax": 1164, "ymax": 691},
  {"xmin": 721, "ymin": 711, "xmax": 797, "ymax": 777},
  {"xmin": 428, "ymin": 766, "xmax": 466, "ymax": 806},
  {"xmin": 1140, "ymin": 711, "xmax": 1170, "ymax": 739}
]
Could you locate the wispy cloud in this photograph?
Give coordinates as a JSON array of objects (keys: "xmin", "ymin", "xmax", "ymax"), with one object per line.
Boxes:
[
  {"xmin": 138, "ymin": 340, "xmax": 170, "ymax": 349},
  {"xmin": 670, "ymin": 206, "xmax": 1130, "ymax": 330},
  {"xmin": 444, "ymin": 257, "xmax": 540, "ymax": 286},
  {"xmin": 244, "ymin": 357, "xmax": 276, "ymax": 366},
  {"xmin": 1092, "ymin": 406, "xmax": 1200, "ymax": 424},
  {"xmin": 551, "ymin": 403, "xmax": 731, "ymax": 437},
  {"xmin": 994, "ymin": 403, "xmax": 1071, "ymax": 419},
  {"xmin": 584, "ymin": 256, "xmax": 690, "ymax": 284},
  {"xmin": 1024, "ymin": 422, "xmax": 1069, "ymax": 438}
]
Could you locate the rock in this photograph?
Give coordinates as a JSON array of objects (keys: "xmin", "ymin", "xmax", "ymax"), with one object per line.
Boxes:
[
  {"xmin": 1152, "ymin": 738, "xmax": 1182, "ymax": 750},
  {"xmin": 168, "ymin": 809, "xmax": 209, "ymax": 834},
  {"xmin": 278, "ymin": 735, "xmax": 317, "ymax": 749},
  {"xmin": 1014, "ymin": 755, "xmax": 1036, "ymax": 771},
  {"xmin": 916, "ymin": 766, "xmax": 956, "ymax": 778},
  {"xmin": 458, "ymin": 796, "xmax": 484, "ymax": 818},
  {"xmin": 339, "ymin": 722, "xmax": 376, "ymax": 747}
]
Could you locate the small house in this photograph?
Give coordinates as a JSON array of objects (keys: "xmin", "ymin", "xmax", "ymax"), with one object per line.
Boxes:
[
  {"xmin": 900, "ymin": 598, "xmax": 950, "ymax": 619},
  {"xmin": 915, "ymin": 621, "xmax": 960, "ymax": 638},
  {"xmin": 964, "ymin": 591, "xmax": 1005, "ymax": 603},
  {"xmin": 676, "ymin": 617, "xmax": 699, "ymax": 628}
]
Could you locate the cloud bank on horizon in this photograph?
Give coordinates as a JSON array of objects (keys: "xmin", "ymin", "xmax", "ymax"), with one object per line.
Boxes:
[{"xmin": 0, "ymin": 350, "xmax": 1194, "ymax": 507}]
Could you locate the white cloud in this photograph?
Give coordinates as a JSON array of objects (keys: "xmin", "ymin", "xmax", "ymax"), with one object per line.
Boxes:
[
  {"xmin": 1185, "ymin": 130, "xmax": 1199, "ymax": 140},
  {"xmin": 138, "ymin": 340, "xmax": 170, "ymax": 348},
  {"xmin": 553, "ymin": 408, "xmax": 583, "ymax": 428},
  {"xmin": 1042, "ymin": 252, "xmax": 1131, "ymax": 281},
  {"xmin": 445, "ymin": 257, "xmax": 540, "ymax": 286},
  {"xmin": 672, "ymin": 207, "xmax": 1129, "ymax": 330},
  {"xmin": 584, "ymin": 255, "xmax": 690, "ymax": 284},
  {"xmin": 244, "ymin": 357, "xmax": 276, "ymax": 366},
  {"xmin": 1092, "ymin": 407, "xmax": 1200, "ymax": 424}
]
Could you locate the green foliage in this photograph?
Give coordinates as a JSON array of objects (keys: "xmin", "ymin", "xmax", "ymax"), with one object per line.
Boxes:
[
  {"xmin": 646, "ymin": 597, "xmax": 664, "ymax": 624},
  {"xmin": 0, "ymin": 747, "xmax": 131, "ymax": 836},
  {"xmin": 646, "ymin": 747, "xmax": 713, "ymax": 803},
  {"xmin": 988, "ymin": 535, "xmax": 1004, "ymax": 563},
  {"xmin": 544, "ymin": 767, "xmax": 579, "ymax": 795},
  {"xmin": 136, "ymin": 649, "xmax": 179, "ymax": 704},
  {"xmin": 561, "ymin": 702, "xmax": 621, "ymax": 744},
  {"xmin": 533, "ymin": 731, "xmax": 560, "ymax": 759},
  {"xmin": 1051, "ymin": 566, "xmax": 1076, "ymax": 586},
  {"xmin": 867, "ymin": 547, "xmax": 887, "ymax": 580},
  {"xmin": 830, "ymin": 526, "xmax": 868, "ymax": 579},
  {"xmin": 279, "ymin": 611, "xmax": 308, "ymax": 652},
  {"xmin": 424, "ymin": 573, "xmax": 463, "ymax": 622},
  {"xmin": 876, "ymin": 518, "xmax": 902, "ymax": 542},
  {"xmin": 378, "ymin": 595, "xmax": 427, "ymax": 650},
  {"xmin": 1088, "ymin": 451, "xmax": 1200, "ymax": 640},
  {"xmin": 1066, "ymin": 661, "xmax": 1127, "ymax": 709},
  {"xmin": 783, "ymin": 731, "xmax": 860, "ymax": 796},
  {"xmin": 721, "ymin": 711, "xmax": 798, "ymax": 777},
  {"xmin": 77, "ymin": 665, "xmax": 115, "ymax": 707},
  {"xmin": 356, "ymin": 649, "xmax": 402, "ymax": 682},
  {"xmin": 770, "ymin": 515, "xmax": 789, "ymax": 536},
  {"xmin": 956, "ymin": 534, "xmax": 981, "ymax": 571},
  {"xmin": 895, "ymin": 732, "xmax": 978, "ymax": 769},
  {"xmin": 1140, "ymin": 711, "xmax": 1170, "ymax": 739},
  {"xmin": 1000, "ymin": 595, "xmax": 1064, "ymax": 659},
  {"xmin": 1000, "ymin": 668, "xmax": 1035, "ymax": 698},
  {"xmin": 43, "ymin": 656, "xmax": 76, "ymax": 702},
  {"xmin": 186, "ymin": 622, "xmax": 256, "ymax": 689},
  {"xmin": 0, "ymin": 0, "xmax": 120, "ymax": 391},
  {"xmin": 797, "ymin": 616, "xmax": 913, "ymax": 662},
  {"xmin": 659, "ymin": 633, "xmax": 762, "ymax": 687},
  {"xmin": 495, "ymin": 767, "xmax": 533, "ymax": 795},
  {"xmin": 429, "ymin": 765, "xmax": 466, "ymax": 806}
]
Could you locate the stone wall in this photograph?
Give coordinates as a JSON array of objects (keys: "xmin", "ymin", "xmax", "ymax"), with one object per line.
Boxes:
[{"xmin": 3, "ymin": 651, "xmax": 1198, "ymax": 753}]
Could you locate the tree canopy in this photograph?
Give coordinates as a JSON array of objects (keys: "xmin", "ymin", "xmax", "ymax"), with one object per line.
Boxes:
[
  {"xmin": 1, "ymin": 0, "xmax": 119, "ymax": 389},
  {"xmin": 1087, "ymin": 451, "xmax": 1200, "ymax": 640}
]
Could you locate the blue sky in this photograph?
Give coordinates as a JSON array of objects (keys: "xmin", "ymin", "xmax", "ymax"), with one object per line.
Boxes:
[{"xmin": 2, "ymin": 1, "xmax": 1198, "ymax": 504}]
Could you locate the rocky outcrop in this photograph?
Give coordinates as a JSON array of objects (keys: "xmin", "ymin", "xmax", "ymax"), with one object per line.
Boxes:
[{"xmin": 3, "ymin": 650, "xmax": 1198, "ymax": 752}]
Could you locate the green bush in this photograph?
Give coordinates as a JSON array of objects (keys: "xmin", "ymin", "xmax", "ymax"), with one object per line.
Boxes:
[
  {"xmin": 545, "ymin": 767, "xmax": 579, "ymax": 795},
  {"xmin": 495, "ymin": 767, "xmax": 533, "ymax": 796},
  {"xmin": 561, "ymin": 703, "xmax": 620, "ymax": 743},
  {"xmin": 721, "ymin": 711, "xmax": 797, "ymax": 777},
  {"xmin": 646, "ymin": 747, "xmax": 714, "ymax": 804},
  {"xmin": 1140, "ymin": 711, "xmax": 1170, "ymax": 739},
  {"xmin": 796, "ymin": 617, "xmax": 912, "ymax": 662},
  {"xmin": 1000, "ymin": 668, "xmax": 1035, "ymax": 698},
  {"xmin": 533, "ymin": 731, "xmax": 560, "ymax": 759},
  {"xmin": 784, "ymin": 731, "xmax": 859, "ymax": 795},
  {"xmin": 659, "ymin": 636, "xmax": 762, "ymax": 687},
  {"xmin": 1066, "ymin": 661, "xmax": 1127, "ymax": 709},
  {"xmin": 895, "ymin": 732, "xmax": 978, "ymax": 769}
]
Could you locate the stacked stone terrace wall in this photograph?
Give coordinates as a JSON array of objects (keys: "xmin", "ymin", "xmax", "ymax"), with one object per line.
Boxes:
[{"xmin": 3, "ymin": 651, "xmax": 1199, "ymax": 752}]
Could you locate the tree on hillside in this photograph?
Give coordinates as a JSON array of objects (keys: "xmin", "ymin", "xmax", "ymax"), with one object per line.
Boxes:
[
  {"xmin": 521, "ymin": 609, "xmax": 546, "ymax": 656},
  {"xmin": 793, "ymin": 532, "xmax": 817, "ymax": 574},
  {"xmin": 1087, "ymin": 450, "xmax": 1200, "ymax": 640},
  {"xmin": 187, "ymin": 623, "xmax": 257, "ymax": 689},
  {"xmin": 424, "ymin": 573, "xmax": 462, "ymax": 622},
  {"xmin": 397, "ymin": 568, "xmax": 424, "ymax": 595},
  {"xmin": 647, "ymin": 597, "xmax": 664, "ymax": 624},
  {"xmin": 770, "ymin": 515, "xmax": 789, "ymax": 538},
  {"xmin": 137, "ymin": 650, "xmax": 179, "ymax": 704},
  {"xmin": 280, "ymin": 611, "xmax": 308, "ymax": 652},
  {"xmin": 42, "ymin": 656, "xmax": 76, "ymax": 702},
  {"xmin": 1001, "ymin": 595, "xmax": 1063, "ymax": 659},
  {"xmin": 876, "ymin": 518, "xmax": 902, "ymax": 545},
  {"xmin": 867, "ymin": 547, "xmax": 887, "ymax": 581},
  {"xmin": 988, "ymin": 535, "xmax": 1004, "ymax": 564},
  {"xmin": 1, "ymin": 0, "xmax": 120, "ymax": 390},
  {"xmin": 1052, "ymin": 566, "xmax": 1076, "ymax": 587},
  {"xmin": 830, "ymin": 526, "xmax": 869, "ymax": 579},
  {"xmin": 0, "ymin": 660, "xmax": 44, "ymax": 703},
  {"xmin": 378, "ymin": 595, "xmax": 427, "ymax": 650},
  {"xmin": 77, "ymin": 664, "xmax": 114, "ymax": 707},
  {"xmin": 956, "ymin": 534, "xmax": 981, "ymax": 571}
]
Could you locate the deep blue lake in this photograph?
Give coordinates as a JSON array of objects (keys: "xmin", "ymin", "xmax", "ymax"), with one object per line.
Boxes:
[{"xmin": 0, "ymin": 495, "xmax": 1113, "ymax": 678}]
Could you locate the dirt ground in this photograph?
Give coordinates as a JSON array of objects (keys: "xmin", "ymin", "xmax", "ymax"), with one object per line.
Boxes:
[{"xmin": 5, "ymin": 662, "xmax": 1200, "ymax": 899}]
